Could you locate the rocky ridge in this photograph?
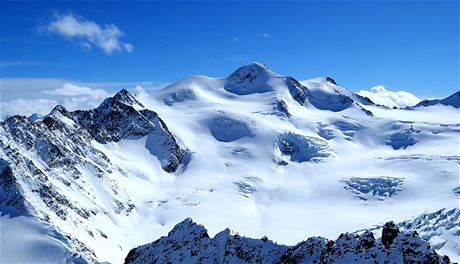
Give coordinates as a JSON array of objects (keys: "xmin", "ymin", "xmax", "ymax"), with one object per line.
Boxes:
[{"xmin": 125, "ymin": 218, "xmax": 452, "ymax": 264}]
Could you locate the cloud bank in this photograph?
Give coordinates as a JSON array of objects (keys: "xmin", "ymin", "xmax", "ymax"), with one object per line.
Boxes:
[
  {"xmin": 357, "ymin": 85, "xmax": 421, "ymax": 108},
  {"xmin": 0, "ymin": 78, "xmax": 167, "ymax": 119},
  {"xmin": 42, "ymin": 83, "xmax": 109, "ymax": 97},
  {"xmin": 1, "ymin": 83, "xmax": 111, "ymax": 119},
  {"xmin": 46, "ymin": 13, "xmax": 133, "ymax": 54}
]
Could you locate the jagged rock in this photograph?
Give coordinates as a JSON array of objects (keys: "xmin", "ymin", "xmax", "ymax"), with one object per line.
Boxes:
[
  {"xmin": 0, "ymin": 159, "xmax": 28, "ymax": 216},
  {"xmin": 73, "ymin": 90, "xmax": 186, "ymax": 172},
  {"xmin": 286, "ymin": 76, "xmax": 357, "ymax": 112},
  {"xmin": 0, "ymin": 89, "xmax": 188, "ymax": 262},
  {"xmin": 124, "ymin": 218, "xmax": 289, "ymax": 264},
  {"xmin": 382, "ymin": 221, "xmax": 400, "ymax": 248},
  {"xmin": 274, "ymin": 100, "xmax": 291, "ymax": 117},
  {"xmin": 355, "ymin": 94, "xmax": 375, "ymax": 106},
  {"xmin": 286, "ymin": 76, "xmax": 309, "ymax": 105},
  {"xmin": 124, "ymin": 219, "xmax": 451, "ymax": 264}
]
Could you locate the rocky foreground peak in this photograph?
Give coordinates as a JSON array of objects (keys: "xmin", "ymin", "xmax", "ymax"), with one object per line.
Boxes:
[{"xmin": 124, "ymin": 219, "xmax": 451, "ymax": 264}]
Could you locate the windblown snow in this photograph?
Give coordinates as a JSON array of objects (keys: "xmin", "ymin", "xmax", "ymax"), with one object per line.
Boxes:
[{"xmin": 0, "ymin": 62, "xmax": 458, "ymax": 263}]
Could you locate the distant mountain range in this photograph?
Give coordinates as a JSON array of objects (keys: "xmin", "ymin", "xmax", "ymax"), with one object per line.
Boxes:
[{"xmin": 413, "ymin": 91, "xmax": 460, "ymax": 108}]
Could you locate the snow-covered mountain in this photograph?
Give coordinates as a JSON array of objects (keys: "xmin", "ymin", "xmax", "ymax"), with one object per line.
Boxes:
[
  {"xmin": 413, "ymin": 91, "xmax": 460, "ymax": 108},
  {"xmin": 1, "ymin": 62, "xmax": 458, "ymax": 263},
  {"xmin": 0, "ymin": 90, "xmax": 189, "ymax": 262},
  {"xmin": 124, "ymin": 218, "xmax": 451, "ymax": 264}
]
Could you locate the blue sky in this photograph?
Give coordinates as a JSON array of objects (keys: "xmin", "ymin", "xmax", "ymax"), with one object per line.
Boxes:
[{"xmin": 0, "ymin": 0, "xmax": 458, "ymax": 100}]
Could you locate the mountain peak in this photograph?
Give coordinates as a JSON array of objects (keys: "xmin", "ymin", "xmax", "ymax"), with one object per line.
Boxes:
[
  {"xmin": 113, "ymin": 89, "xmax": 144, "ymax": 107},
  {"xmin": 248, "ymin": 61, "xmax": 270, "ymax": 70},
  {"xmin": 230, "ymin": 62, "xmax": 273, "ymax": 76},
  {"xmin": 224, "ymin": 62, "xmax": 277, "ymax": 95},
  {"xmin": 167, "ymin": 218, "xmax": 208, "ymax": 239},
  {"xmin": 50, "ymin": 104, "xmax": 68, "ymax": 114}
]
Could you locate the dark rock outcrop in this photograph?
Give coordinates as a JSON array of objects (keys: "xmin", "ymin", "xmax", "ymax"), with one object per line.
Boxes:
[
  {"xmin": 74, "ymin": 90, "xmax": 185, "ymax": 172},
  {"xmin": 125, "ymin": 219, "xmax": 450, "ymax": 264},
  {"xmin": 382, "ymin": 221, "xmax": 400, "ymax": 248}
]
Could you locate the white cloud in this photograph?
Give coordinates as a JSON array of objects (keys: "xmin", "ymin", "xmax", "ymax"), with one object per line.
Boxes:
[
  {"xmin": 0, "ymin": 98, "xmax": 58, "ymax": 119},
  {"xmin": 1, "ymin": 83, "xmax": 111, "ymax": 119},
  {"xmin": 133, "ymin": 85, "xmax": 148, "ymax": 97},
  {"xmin": 0, "ymin": 78, "xmax": 168, "ymax": 119},
  {"xmin": 123, "ymin": 43, "xmax": 134, "ymax": 53},
  {"xmin": 42, "ymin": 83, "xmax": 109, "ymax": 97},
  {"xmin": 357, "ymin": 85, "xmax": 421, "ymax": 108},
  {"xmin": 46, "ymin": 13, "xmax": 133, "ymax": 54},
  {"xmin": 262, "ymin": 32, "xmax": 270, "ymax": 39},
  {"xmin": 232, "ymin": 37, "xmax": 240, "ymax": 42}
]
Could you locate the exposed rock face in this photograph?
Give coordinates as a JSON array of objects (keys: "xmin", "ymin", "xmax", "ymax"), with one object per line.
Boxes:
[
  {"xmin": 363, "ymin": 208, "xmax": 460, "ymax": 258},
  {"xmin": 325, "ymin": 77, "xmax": 337, "ymax": 85},
  {"xmin": 274, "ymin": 100, "xmax": 291, "ymax": 117},
  {"xmin": 355, "ymin": 94, "xmax": 375, "ymax": 106},
  {"xmin": 0, "ymin": 159, "xmax": 28, "ymax": 216},
  {"xmin": 0, "ymin": 89, "xmax": 186, "ymax": 215},
  {"xmin": 286, "ymin": 76, "xmax": 309, "ymax": 105},
  {"xmin": 285, "ymin": 76, "xmax": 366, "ymax": 114},
  {"xmin": 124, "ymin": 218, "xmax": 289, "ymax": 264},
  {"xmin": 73, "ymin": 90, "xmax": 185, "ymax": 172},
  {"xmin": 382, "ymin": 222, "xmax": 400, "ymax": 248},
  {"xmin": 124, "ymin": 219, "xmax": 451, "ymax": 264},
  {"xmin": 0, "ymin": 89, "xmax": 188, "ymax": 261}
]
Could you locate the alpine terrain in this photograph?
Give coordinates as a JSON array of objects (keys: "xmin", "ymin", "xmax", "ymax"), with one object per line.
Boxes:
[{"xmin": 1, "ymin": 63, "xmax": 458, "ymax": 263}]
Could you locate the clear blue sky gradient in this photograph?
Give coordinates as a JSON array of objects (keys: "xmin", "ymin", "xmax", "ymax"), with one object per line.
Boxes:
[{"xmin": 0, "ymin": 1, "xmax": 458, "ymax": 97}]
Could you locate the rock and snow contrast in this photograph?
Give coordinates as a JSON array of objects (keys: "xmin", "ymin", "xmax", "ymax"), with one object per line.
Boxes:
[
  {"xmin": 413, "ymin": 91, "xmax": 460, "ymax": 109},
  {"xmin": 124, "ymin": 218, "xmax": 451, "ymax": 264},
  {"xmin": 0, "ymin": 62, "xmax": 459, "ymax": 263}
]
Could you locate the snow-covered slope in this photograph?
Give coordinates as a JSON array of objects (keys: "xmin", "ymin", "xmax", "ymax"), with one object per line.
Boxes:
[
  {"xmin": 1, "ymin": 63, "xmax": 458, "ymax": 263},
  {"xmin": 124, "ymin": 218, "xmax": 451, "ymax": 264},
  {"xmin": 0, "ymin": 215, "xmax": 87, "ymax": 264}
]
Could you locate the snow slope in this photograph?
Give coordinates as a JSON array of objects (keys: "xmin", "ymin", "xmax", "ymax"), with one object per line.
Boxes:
[
  {"xmin": 0, "ymin": 214, "xmax": 87, "ymax": 264},
  {"xmin": 1, "ymin": 62, "xmax": 458, "ymax": 263}
]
